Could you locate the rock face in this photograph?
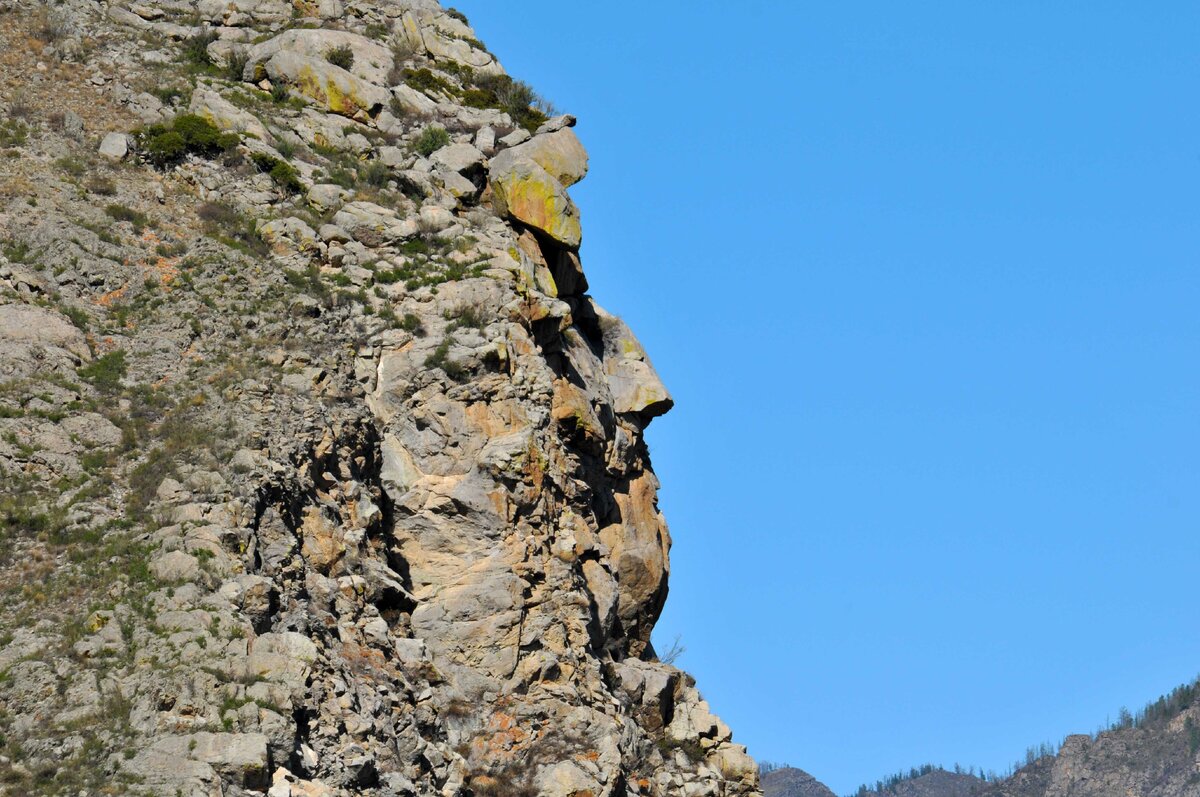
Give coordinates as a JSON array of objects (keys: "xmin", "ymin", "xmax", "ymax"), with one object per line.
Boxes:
[{"xmin": 0, "ymin": 2, "xmax": 756, "ymax": 797}]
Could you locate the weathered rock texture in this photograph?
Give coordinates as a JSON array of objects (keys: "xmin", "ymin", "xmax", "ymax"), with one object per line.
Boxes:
[{"xmin": 0, "ymin": 2, "xmax": 758, "ymax": 796}]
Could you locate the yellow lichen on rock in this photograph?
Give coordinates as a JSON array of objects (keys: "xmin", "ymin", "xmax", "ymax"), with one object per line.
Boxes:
[{"xmin": 491, "ymin": 158, "xmax": 582, "ymax": 248}]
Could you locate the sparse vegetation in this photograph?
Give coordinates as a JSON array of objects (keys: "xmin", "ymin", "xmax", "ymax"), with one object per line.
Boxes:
[
  {"xmin": 225, "ymin": 47, "xmax": 249, "ymax": 81},
  {"xmin": 414, "ymin": 125, "xmax": 450, "ymax": 157},
  {"xmin": 197, "ymin": 201, "xmax": 268, "ymax": 256},
  {"xmin": 424, "ymin": 338, "xmax": 466, "ymax": 381},
  {"xmin": 77, "ymin": 350, "xmax": 128, "ymax": 394},
  {"xmin": 249, "ymin": 152, "xmax": 304, "ymax": 193},
  {"xmin": 326, "ymin": 44, "xmax": 355, "ymax": 70},
  {"xmin": 104, "ymin": 204, "xmax": 149, "ymax": 233},
  {"xmin": 183, "ymin": 29, "xmax": 219, "ymax": 68}
]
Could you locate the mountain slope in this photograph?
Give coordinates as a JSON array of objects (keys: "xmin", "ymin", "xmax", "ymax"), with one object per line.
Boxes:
[
  {"xmin": 976, "ymin": 698, "xmax": 1200, "ymax": 797},
  {"xmin": 761, "ymin": 766, "xmax": 837, "ymax": 797},
  {"xmin": 0, "ymin": 2, "xmax": 759, "ymax": 795}
]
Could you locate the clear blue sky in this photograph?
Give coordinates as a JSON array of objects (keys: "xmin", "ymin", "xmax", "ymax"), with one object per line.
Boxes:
[{"xmin": 454, "ymin": 3, "xmax": 1200, "ymax": 794}]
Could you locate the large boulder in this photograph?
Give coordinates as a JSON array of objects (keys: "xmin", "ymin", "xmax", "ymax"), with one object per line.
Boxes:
[
  {"xmin": 245, "ymin": 29, "xmax": 394, "ymax": 86},
  {"xmin": 196, "ymin": 0, "xmax": 292, "ymax": 26},
  {"xmin": 332, "ymin": 201, "xmax": 419, "ymax": 246},
  {"xmin": 494, "ymin": 128, "xmax": 589, "ymax": 187},
  {"xmin": 399, "ymin": 10, "xmax": 501, "ymax": 74},
  {"xmin": 261, "ymin": 52, "xmax": 391, "ymax": 119},
  {"xmin": 489, "ymin": 156, "xmax": 581, "ymax": 248},
  {"xmin": 189, "ymin": 86, "xmax": 271, "ymax": 141},
  {"xmin": 594, "ymin": 304, "xmax": 674, "ymax": 418},
  {"xmin": 0, "ymin": 304, "xmax": 90, "ymax": 360}
]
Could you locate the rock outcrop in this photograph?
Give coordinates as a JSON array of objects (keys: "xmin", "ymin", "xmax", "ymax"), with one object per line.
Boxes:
[{"xmin": 0, "ymin": 2, "xmax": 758, "ymax": 796}]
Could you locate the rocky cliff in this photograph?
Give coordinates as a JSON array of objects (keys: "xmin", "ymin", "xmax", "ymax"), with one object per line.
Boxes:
[{"xmin": 0, "ymin": 2, "xmax": 759, "ymax": 795}]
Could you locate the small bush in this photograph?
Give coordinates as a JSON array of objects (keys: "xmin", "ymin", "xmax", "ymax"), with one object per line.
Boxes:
[
  {"xmin": 250, "ymin": 152, "xmax": 303, "ymax": 193},
  {"xmin": 446, "ymin": 8, "xmax": 469, "ymax": 24},
  {"xmin": 365, "ymin": 22, "xmax": 390, "ymax": 40},
  {"xmin": 0, "ymin": 119, "xmax": 29, "ymax": 148},
  {"xmin": 34, "ymin": 9, "xmax": 69, "ymax": 43},
  {"xmin": 225, "ymin": 47, "xmax": 249, "ymax": 81},
  {"xmin": 174, "ymin": 114, "xmax": 239, "ymax": 155},
  {"xmin": 447, "ymin": 305, "xmax": 485, "ymax": 330},
  {"xmin": 105, "ymin": 204, "xmax": 149, "ymax": 232},
  {"xmin": 414, "ymin": 125, "xmax": 450, "ymax": 157},
  {"xmin": 198, "ymin": 201, "xmax": 268, "ymax": 256},
  {"xmin": 183, "ymin": 29, "xmax": 218, "ymax": 67},
  {"xmin": 424, "ymin": 338, "xmax": 466, "ymax": 381},
  {"xmin": 270, "ymin": 83, "xmax": 290, "ymax": 104},
  {"xmin": 138, "ymin": 115, "xmax": 238, "ymax": 167},
  {"xmin": 359, "ymin": 160, "xmax": 390, "ymax": 188},
  {"xmin": 86, "ymin": 176, "xmax": 118, "ymax": 196},
  {"xmin": 326, "ymin": 44, "xmax": 355, "ymax": 70},
  {"xmin": 78, "ymin": 350, "xmax": 128, "ymax": 394},
  {"xmin": 403, "ymin": 67, "xmax": 456, "ymax": 97},
  {"xmin": 55, "ymin": 156, "xmax": 86, "ymax": 177},
  {"xmin": 153, "ymin": 86, "xmax": 185, "ymax": 106},
  {"xmin": 142, "ymin": 130, "xmax": 186, "ymax": 166}
]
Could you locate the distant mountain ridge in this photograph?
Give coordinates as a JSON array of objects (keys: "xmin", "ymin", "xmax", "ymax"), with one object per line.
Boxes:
[
  {"xmin": 761, "ymin": 766, "xmax": 984, "ymax": 797},
  {"xmin": 760, "ymin": 766, "xmax": 837, "ymax": 797},
  {"xmin": 765, "ymin": 676, "xmax": 1200, "ymax": 797}
]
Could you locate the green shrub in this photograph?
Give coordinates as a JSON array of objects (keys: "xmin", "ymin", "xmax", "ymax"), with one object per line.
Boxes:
[
  {"xmin": 0, "ymin": 119, "xmax": 29, "ymax": 148},
  {"xmin": 55, "ymin": 156, "xmax": 86, "ymax": 177},
  {"xmin": 403, "ymin": 67, "xmax": 456, "ymax": 97},
  {"xmin": 359, "ymin": 160, "xmax": 389, "ymax": 188},
  {"xmin": 250, "ymin": 152, "xmax": 303, "ymax": 193},
  {"xmin": 142, "ymin": 130, "xmax": 186, "ymax": 166},
  {"xmin": 78, "ymin": 350, "xmax": 128, "ymax": 394},
  {"xmin": 225, "ymin": 47, "xmax": 249, "ymax": 81},
  {"xmin": 138, "ymin": 115, "xmax": 239, "ymax": 167},
  {"xmin": 399, "ymin": 313, "xmax": 424, "ymax": 334},
  {"xmin": 105, "ymin": 204, "xmax": 150, "ymax": 233},
  {"xmin": 424, "ymin": 338, "xmax": 466, "ymax": 381},
  {"xmin": 462, "ymin": 72, "xmax": 554, "ymax": 132},
  {"xmin": 183, "ymin": 29, "xmax": 218, "ymax": 67},
  {"xmin": 270, "ymin": 161, "xmax": 302, "ymax": 193},
  {"xmin": 447, "ymin": 8, "xmax": 469, "ymax": 24},
  {"xmin": 365, "ymin": 22, "xmax": 390, "ymax": 40},
  {"xmin": 414, "ymin": 125, "xmax": 450, "ymax": 157},
  {"xmin": 270, "ymin": 83, "xmax": 290, "ymax": 104},
  {"xmin": 153, "ymin": 86, "xmax": 185, "ymax": 106},
  {"xmin": 447, "ymin": 305, "xmax": 485, "ymax": 330},
  {"xmin": 326, "ymin": 44, "xmax": 355, "ymax": 70},
  {"xmin": 197, "ymin": 201, "xmax": 268, "ymax": 256},
  {"xmin": 174, "ymin": 114, "xmax": 238, "ymax": 154}
]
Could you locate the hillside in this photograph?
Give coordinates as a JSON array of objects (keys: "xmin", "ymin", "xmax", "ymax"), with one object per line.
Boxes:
[
  {"xmin": 760, "ymin": 766, "xmax": 836, "ymax": 797},
  {"xmin": 0, "ymin": 1, "xmax": 759, "ymax": 795},
  {"xmin": 766, "ymin": 679, "xmax": 1200, "ymax": 797},
  {"xmin": 974, "ymin": 681, "xmax": 1200, "ymax": 797}
]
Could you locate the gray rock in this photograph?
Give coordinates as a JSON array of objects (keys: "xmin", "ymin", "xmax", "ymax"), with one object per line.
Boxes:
[
  {"xmin": 430, "ymin": 142, "xmax": 484, "ymax": 174},
  {"xmin": 491, "ymin": 128, "xmax": 589, "ymax": 188},
  {"xmin": 98, "ymin": 131, "xmax": 129, "ymax": 160},
  {"xmin": 499, "ymin": 127, "xmax": 531, "ymax": 147},
  {"xmin": 63, "ymin": 110, "xmax": 84, "ymax": 140}
]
